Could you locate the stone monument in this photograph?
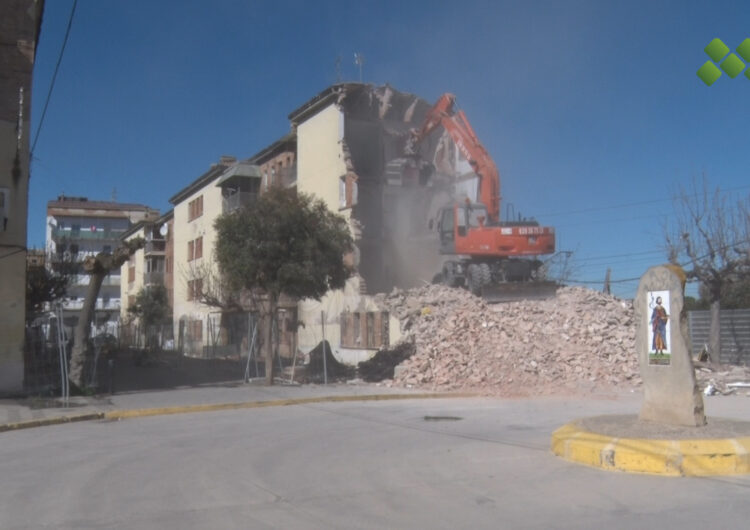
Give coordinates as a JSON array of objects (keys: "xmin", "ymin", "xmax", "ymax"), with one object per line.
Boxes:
[{"xmin": 636, "ymin": 265, "xmax": 705, "ymax": 426}]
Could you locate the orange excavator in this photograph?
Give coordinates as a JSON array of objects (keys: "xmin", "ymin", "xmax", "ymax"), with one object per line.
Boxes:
[{"xmin": 407, "ymin": 93, "xmax": 556, "ymax": 301}]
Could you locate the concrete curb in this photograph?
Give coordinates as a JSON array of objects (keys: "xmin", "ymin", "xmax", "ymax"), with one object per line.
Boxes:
[
  {"xmin": 103, "ymin": 393, "xmax": 473, "ymax": 420},
  {"xmin": 1, "ymin": 393, "xmax": 472, "ymax": 433},
  {"xmin": 551, "ymin": 422, "xmax": 750, "ymax": 476},
  {"xmin": 0, "ymin": 412, "xmax": 105, "ymax": 433}
]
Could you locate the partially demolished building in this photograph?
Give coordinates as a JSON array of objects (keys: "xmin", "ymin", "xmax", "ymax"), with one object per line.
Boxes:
[{"xmin": 288, "ymin": 83, "xmax": 481, "ymax": 363}]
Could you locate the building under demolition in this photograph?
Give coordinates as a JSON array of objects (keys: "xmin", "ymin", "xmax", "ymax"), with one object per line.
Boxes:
[{"xmin": 289, "ymin": 83, "xmax": 483, "ymax": 363}]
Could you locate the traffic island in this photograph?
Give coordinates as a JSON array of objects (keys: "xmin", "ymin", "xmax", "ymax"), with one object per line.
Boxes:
[
  {"xmin": 552, "ymin": 266, "xmax": 750, "ymax": 476},
  {"xmin": 552, "ymin": 414, "xmax": 750, "ymax": 476}
]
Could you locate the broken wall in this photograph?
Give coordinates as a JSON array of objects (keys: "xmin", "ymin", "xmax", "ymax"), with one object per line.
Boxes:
[
  {"xmin": 293, "ymin": 83, "xmax": 480, "ymax": 363},
  {"xmin": 339, "ymin": 84, "xmax": 465, "ymax": 292}
]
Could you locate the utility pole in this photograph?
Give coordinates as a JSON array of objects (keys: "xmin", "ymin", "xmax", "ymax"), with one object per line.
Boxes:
[{"xmin": 603, "ymin": 268, "xmax": 611, "ymax": 295}]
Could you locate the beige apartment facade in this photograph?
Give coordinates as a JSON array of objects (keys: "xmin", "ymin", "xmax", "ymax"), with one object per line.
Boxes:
[
  {"xmin": 169, "ymin": 157, "xmax": 264, "ymax": 356},
  {"xmin": 287, "ymin": 84, "xmax": 441, "ymax": 364},
  {"xmin": 119, "ymin": 210, "xmax": 172, "ymax": 347}
]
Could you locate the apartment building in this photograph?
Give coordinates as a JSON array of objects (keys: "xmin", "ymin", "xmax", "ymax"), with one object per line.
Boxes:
[
  {"xmin": 287, "ymin": 83, "xmax": 469, "ymax": 364},
  {"xmin": 45, "ymin": 195, "xmax": 159, "ymax": 333},
  {"xmin": 169, "ymin": 156, "xmax": 262, "ymax": 355},
  {"xmin": 119, "ymin": 210, "xmax": 173, "ymax": 346},
  {"xmin": 120, "ymin": 210, "xmax": 173, "ymax": 312},
  {"xmin": 248, "ymin": 132, "xmax": 296, "ymax": 191}
]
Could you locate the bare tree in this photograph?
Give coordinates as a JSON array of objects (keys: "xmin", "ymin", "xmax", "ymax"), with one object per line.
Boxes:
[
  {"xmin": 665, "ymin": 178, "xmax": 750, "ymax": 363},
  {"xmin": 68, "ymin": 238, "xmax": 144, "ymax": 389},
  {"xmin": 183, "ymin": 257, "xmax": 243, "ymax": 312}
]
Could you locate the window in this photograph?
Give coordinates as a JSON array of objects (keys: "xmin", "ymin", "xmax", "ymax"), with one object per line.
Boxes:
[
  {"xmin": 188, "ymin": 195, "xmax": 203, "ymax": 222},
  {"xmin": 187, "ymin": 278, "xmax": 203, "ymax": 301},
  {"xmin": 189, "ymin": 320, "xmax": 203, "ymax": 341},
  {"xmin": 340, "ymin": 311, "xmax": 389, "ymax": 349},
  {"xmin": 187, "ymin": 236, "xmax": 203, "ymax": 262}
]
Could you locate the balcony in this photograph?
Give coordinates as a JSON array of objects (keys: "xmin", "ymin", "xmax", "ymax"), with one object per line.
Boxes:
[
  {"xmin": 278, "ymin": 165, "xmax": 297, "ymax": 187},
  {"xmin": 144, "ymin": 271, "xmax": 164, "ymax": 285},
  {"xmin": 62, "ymin": 298, "xmax": 121, "ymax": 311},
  {"xmin": 223, "ymin": 191, "xmax": 258, "ymax": 213},
  {"xmin": 71, "ymin": 275, "xmax": 121, "ymax": 287},
  {"xmin": 145, "ymin": 239, "xmax": 166, "ymax": 255},
  {"xmin": 51, "ymin": 228, "xmax": 126, "ymax": 241}
]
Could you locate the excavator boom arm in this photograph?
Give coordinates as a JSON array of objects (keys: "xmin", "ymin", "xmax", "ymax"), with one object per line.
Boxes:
[{"xmin": 410, "ymin": 94, "xmax": 501, "ymax": 222}]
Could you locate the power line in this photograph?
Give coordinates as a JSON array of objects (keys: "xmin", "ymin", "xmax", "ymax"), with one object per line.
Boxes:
[
  {"xmin": 566, "ymin": 237, "xmax": 750, "ymax": 287},
  {"xmin": 31, "ymin": 0, "xmax": 78, "ymax": 157},
  {"xmin": 536, "ymin": 184, "xmax": 750, "ymax": 219},
  {"xmin": 573, "ymin": 249, "xmax": 664, "ymax": 264}
]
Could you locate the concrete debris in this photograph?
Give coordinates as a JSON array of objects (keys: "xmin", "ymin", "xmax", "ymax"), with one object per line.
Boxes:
[
  {"xmin": 371, "ymin": 285, "xmax": 639, "ymax": 396},
  {"xmin": 371, "ymin": 285, "xmax": 750, "ymax": 396},
  {"xmin": 695, "ymin": 362, "xmax": 750, "ymax": 396}
]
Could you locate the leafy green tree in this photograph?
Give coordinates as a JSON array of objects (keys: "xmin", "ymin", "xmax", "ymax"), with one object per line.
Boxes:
[
  {"xmin": 214, "ymin": 187, "xmax": 353, "ymax": 384},
  {"xmin": 25, "ymin": 252, "xmax": 77, "ymax": 317},
  {"xmin": 128, "ymin": 285, "xmax": 171, "ymax": 348}
]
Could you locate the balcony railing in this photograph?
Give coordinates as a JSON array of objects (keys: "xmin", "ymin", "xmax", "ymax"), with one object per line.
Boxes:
[
  {"xmin": 51, "ymin": 228, "xmax": 126, "ymax": 241},
  {"xmin": 145, "ymin": 240, "xmax": 166, "ymax": 255},
  {"xmin": 71, "ymin": 275, "xmax": 120, "ymax": 287},
  {"xmin": 144, "ymin": 271, "xmax": 164, "ymax": 285},
  {"xmin": 278, "ymin": 165, "xmax": 297, "ymax": 187},
  {"xmin": 223, "ymin": 191, "xmax": 258, "ymax": 213},
  {"xmin": 62, "ymin": 299, "xmax": 121, "ymax": 310}
]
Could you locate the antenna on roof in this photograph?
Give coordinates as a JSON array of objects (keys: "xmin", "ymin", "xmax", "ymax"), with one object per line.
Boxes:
[
  {"xmin": 354, "ymin": 53, "xmax": 364, "ymax": 82},
  {"xmin": 111, "ymin": 187, "xmax": 117, "ymax": 202},
  {"xmin": 335, "ymin": 55, "xmax": 342, "ymax": 82}
]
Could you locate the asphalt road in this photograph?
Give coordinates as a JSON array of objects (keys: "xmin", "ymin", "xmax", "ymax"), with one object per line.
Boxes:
[{"xmin": 2, "ymin": 395, "xmax": 750, "ymax": 529}]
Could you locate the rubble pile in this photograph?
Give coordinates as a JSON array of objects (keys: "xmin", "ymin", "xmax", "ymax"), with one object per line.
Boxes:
[
  {"xmin": 374, "ymin": 285, "xmax": 640, "ymax": 395},
  {"xmin": 695, "ymin": 362, "xmax": 750, "ymax": 396}
]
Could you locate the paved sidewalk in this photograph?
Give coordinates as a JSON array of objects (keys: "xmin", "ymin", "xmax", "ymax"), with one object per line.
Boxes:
[{"xmin": 0, "ymin": 380, "xmax": 440, "ymax": 430}]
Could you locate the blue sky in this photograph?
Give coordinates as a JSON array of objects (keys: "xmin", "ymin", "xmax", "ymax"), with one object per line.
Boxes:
[{"xmin": 29, "ymin": 0, "xmax": 750, "ymax": 298}]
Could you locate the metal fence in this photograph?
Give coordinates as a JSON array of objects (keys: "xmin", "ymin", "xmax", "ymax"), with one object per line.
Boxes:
[
  {"xmin": 688, "ymin": 309, "xmax": 750, "ymax": 365},
  {"xmin": 118, "ymin": 321, "xmax": 174, "ymax": 350}
]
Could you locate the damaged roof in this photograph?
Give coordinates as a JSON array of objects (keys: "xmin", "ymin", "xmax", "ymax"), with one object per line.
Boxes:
[{"xmin": 288, "ymin": 82, "xmax": 429, "ymax": 129}]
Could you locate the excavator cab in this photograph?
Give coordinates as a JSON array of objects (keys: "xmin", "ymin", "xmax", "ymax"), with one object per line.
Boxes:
[{"xmin": 437, "ymin": 202, "xmax": 488, "ymax": 251}]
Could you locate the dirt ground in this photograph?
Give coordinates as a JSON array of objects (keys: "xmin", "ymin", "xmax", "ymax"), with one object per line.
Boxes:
[{"xmin": 576, "ymin": 414, "xmax": 750, "ymax": 439}]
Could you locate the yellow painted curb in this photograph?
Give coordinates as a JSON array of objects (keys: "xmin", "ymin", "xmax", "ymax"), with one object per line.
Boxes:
[
  {"xmin": 551, "ymin": 422, "xmax": 750, "ymax": 476},
  {"xmin": 103, "ymin": 392, "xmax": 474, "ymax": 420},
  {"xmin": 0, "ymin": 393, "xmax": 474, "ymax": 433}
]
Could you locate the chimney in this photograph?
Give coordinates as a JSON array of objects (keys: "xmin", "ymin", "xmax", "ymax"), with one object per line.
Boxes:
[{"xmin": 220, "ymin": 155, "xmax": 237, "ymax": 166}]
